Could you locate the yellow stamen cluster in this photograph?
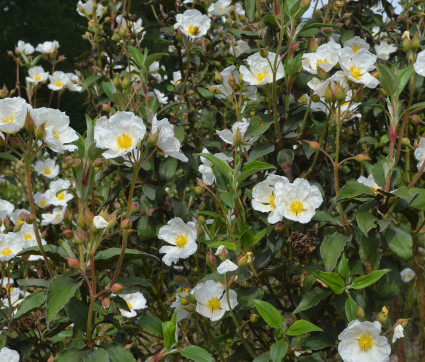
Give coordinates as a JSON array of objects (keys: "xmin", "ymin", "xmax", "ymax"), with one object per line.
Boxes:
[
  {"xmin": 268, "ymin": 194, "xmax": 276, "ymax": 209},
  {"xmin": 316, "ymin": 58, "xmax": 328, "ymax": 67},
  {"xmin": 34, "ymin": 75, "xmax": 41, "ymax": 81},
  {"xmin": 290, "ymin": 200, "xmax": 305, "ymax": 216},
  {"xmin": 53, "ymin": 130, "xmax": 60, "ymax": 140},
  {"xmin": 1, "ymin": 248, "xmax": 12, "ymax": 256},
  {"xmin": 44, "ymin": 168, "xmax": 51, "ymax": 175},
  {"xmin": 358, "ymin": 335, "xmax": 373, "ymax": 350},
  {"xmin": 2, "ymin": 115, "xmax": 14, "ymax": 123},
  {"xmin": 55, "ymin": 81, "xmax": 63, "ymax": 87},
  {"xmin": 57, "ymin": 192, "xmax": 66, "ymax": 201},
  {"xmin": 175, "ymin": 234, "xmax": 189, "ymax": 248},
  {"xmin": 256, "ymin": 70, "xmax": 268, "ymax": 82},
  {"xmin": 24, "ymin": 234, "xmax": 33, "ymax": 241},
  {"xmin": 207, "ymin": 297, "xmax": 221, "ymax": 312},
  {"xmin": 349, "ymin": 65, "xmax": 362, "ymax": 79},
  {"xmin": 116, "ymin": 133, "xmax": 133, "ymax": 150},
  {"xmin": 188, "ymin": 25, "xmax": 199, "ymax": 36}
]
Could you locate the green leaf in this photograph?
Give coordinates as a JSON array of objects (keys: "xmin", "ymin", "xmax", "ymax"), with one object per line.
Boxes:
[
  {"xmin": 337, "ymin": 253, "xmax": 350, "ymax": 280},
  {"xmin": 384, "ymin": 227, "xmax": 413, "ymax": 260},
  {"xmin": 65, "ymin": 297, "xmax": 89, "ymax": 332},
  {"xmin": 79, "ymin": 348, "xmax": 111, "ymax": 361},
  {"xmin": 103, "ymin": 343, "xmax": 136, "ymax": 362},
  {"xmin": 128, "ymin": 46, "xmax": 144, "ymax": 68},
  {"xmin": 139, "ymin": 315, "xmax": 163, "ymax": 336},
  {"xmin": 237, "ymin": 161, "xmax": 276, "ymax": 184},
  {"xmin": 320, "ymin": 232, "xmax": 348, "ymax": 272},
  {"xmin": 159, "ymin": 157, "xmax": 177, "ymax": 181},
  {"xmin": 293, "ymin": 287, "xmax": 331, "ymax": 314},
  {"xmin": 13, "ymin": 292, "xmax": 46, "ymax": 320},
  {"xmin": 397, "ymin": 66, "xmax": 414, "ymax": 96},
  {"xmin": 197, "ymin": 87, "xmax": 214, "ymax": 100},
  {"xmin": 220, "ymin": 190, "xmax": 241, "ymax": 208},
  {"xmin": 245, "ymin": 0, "xmax": 255, "ymax": 22},
  {"xmin": 102, "ymin": 81, "xmax": 118, "ymax": 104},
  {"xmin": 88, "ymin": 143, "xmax": 107, "ymax": 161},
  {"xmin": 345, "ymin": 298, "xmax": 357, "ymax": 322},
  {"xmin": 0, "ymin": 152, "xmax": 19, "ymax": 162},
  {"xmin": 356, "ymin": 212, "xmax": 378, "ymax": 236},
  {"xmin": 137, "ymin": 215, "xmax": 156, "ymax": 241},
  {"xmin": 17, "ymin": 245, "xmax": 69, "ymax": 263},
  {"xmin": 145, "ymin": 53, "xmax": 168, "ymax": 69},
  {"xmin": 351, "ymin": 269, "xmax": 391, "ymax": 289},
  {"xmin": 252, "ymin": 225, "xmax": 274, "ymax": 246},
  {"xmin": 162, "ymin": 311, "xmax": 178, "ymax": 349},
  {"xmin": 248, "ymin": 143, "xmax": 275, "ymax": 162},
  {"xmin": 195, "ymin": 153, "xmax": 233, "ymax": 185},
  {"xmin": 286, "ymin": 320, "xmax": 323, "ymax": 336},
  {"xmin": 17, "ymin": 279, "xmax": 49, "ymax": 288},
  {"xmin": 206, "ymin": 241, "xmax": 237, "ymax": 250},
  {"xmin": 314, "ymin": 271, "xmax": 345, "ymax": 294},
  {"xmin": 338, "ymin": 181, "xmax": 375, "ymax": 199},
  {"xmin": 81, "ymin": 75, "xmax": 102, "ymax": 92},
  {"xmin": 313, "ymin": 211, "xmax": 340, "ymax": 225},
  {"xmin": 245, "ymin": 116, "xmax": 273, "ymax": 137},
  {"xmin": 406, "ymin": 101, "xmax": 425, "ymax": 112},
  {"xmin": 180, "ymin": 346, "xmax": 213, "ymax": 362},
  {"xmin": 270, "ymin": 340, "xmax": 288, "ymax": 362},
  {"xmin": 46, "ymin": 275, "xmax": 82, "ymax": 327},
  {"xmin": 54, "ymin": 348, "xmax": 81, "ymax": 361},
  {"xmin": 94, "ymin": 248, "xmax": 157, "ymax": 269},
  {"xmin": 376, "ymin": 63, "xmax": 398, "ymax": 97},
  {"xmin": 252, "ymin": 299, "xmax": 284, "ymax": 329}
]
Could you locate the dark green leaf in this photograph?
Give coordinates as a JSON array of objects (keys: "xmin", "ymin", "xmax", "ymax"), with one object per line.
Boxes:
[
  {"xmin": 314, "ymin": 271, "xmax": 345, "ymax": 294},
  {"xmin": 293, "ymin": 287, "xmax": 331, "ymax": 314},
  {"xmin": 180, "ymin": 346, "xmax": 213, "ymax": 362},
  {"xmin": 0, "ymin": 152, "xmax": 19, "ymax": 162},
  {"xmin": 13, "ymin": 292, "xmax": 46, "ymax": 320},
  {"xmin": 137, "ymin": 215, "xmax": 157, "ymax": 241},
  {"xmin": 65, "ymin": 297, "xmax": 89, "ymax": 332},
  {"xmin": 206, "ymin": 241, "xmax": 237, "ymax": 250},
  {"xmin": 270, "ymin": 340, "xmax": 288, "ymax": 362},
  {"xmin": 237, "ymin": 161, "xmax": 276, "ymax": 184},
  {"xmin": 145, "ymin": 53, "xmax": 168, "ymax": 69},
  {"xmin": 17, "ymin": 279, "xmax": 49, "ymax": 288},
  {"xmin": 162, "ymin": 311, "xmax": 178, "ymax": 349},
  {"xmin": 286, "ymin": 320, "xmax": 323, "ymax": 336},
  {"xmin": 320, "ymin": 232, "xmax": 348, "ymax": 272},
  {"xmin": 356, "ymin": 212, "xmax": 377, "ymax": 235},
  {"xmin": 337, "ymin": 254, "xmax": 350, "ymax": 280},
  {"xmin": 248, "ymin": 143, "xmax": 275, "ymax": 162},
  {"xmin": 397, "ymin": 66, "xmax": 414, "ymax": 96},
  {"xmin": 159, "ymin": 157, "xmax": 177, "ymax": 181},
  {"xmin": 195, "ymin": 153, "xmax": 233, "ymax": 185},
  {"xmin": 384, "ymin": 227, "xmax": 413, "ymax": 260},
  {"xmin": 139, "ymin": 316, "xmax": 163, "ymax": 336},
  {"xmin": 376, "ymin": 63, "xmax": 398, "ymax": 97},
  {"xmin": 219, "ymin": 190, "xmax": 241, "ymax": 208},
  {"xmin": 345, "ymin": 298, "xmax": 357, "ymax": 322},
  {"xmin": 94, "ymin": 248, "xmax": 157, "ymax": 269},
  {"xmin": 54, "ymin": 348, "xmax": 81, "ymax": 361},
  {"xmin": 81, "ymin": 75, "xmax": 102, "ymax": 92},
  {"xmin": 103, "ymin": 343, "xmax": 136, "ymax": 362},
  {"xmin": 351, "ymin": 269, "xmax": 391, "ymax": 289},
  {"xmin": 17, "ymin": 245, "xmax": 69, "ymax": 263},
  {"xmin": 252, "ymin": 299, "xmax": 284, "ymax": 329},
  {"xmin": 338, "ymin": 181, "xmax": 375, "ymax": 199},
  {"xmin": 128, "ymin": 46, "xmax": 144, "ymax": 68},
  {"xmin": 79, "ymin": 348, "xmax": 111, "ymax": 361}
]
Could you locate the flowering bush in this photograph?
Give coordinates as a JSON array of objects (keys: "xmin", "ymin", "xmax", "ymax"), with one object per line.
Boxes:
[{"xmin": 1, "ymin": 0, "xmax": 424, "ymax": 360}]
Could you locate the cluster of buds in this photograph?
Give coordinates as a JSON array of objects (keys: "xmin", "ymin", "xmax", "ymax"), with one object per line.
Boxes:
[{"xmin": 178, "ymin": 290, "xmax": 197, "ymax": 313}]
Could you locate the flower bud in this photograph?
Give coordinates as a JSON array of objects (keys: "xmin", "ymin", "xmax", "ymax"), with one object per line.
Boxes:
[
  {"xmin": 324, "ymin": 84, "xmax": 333, "ymax": 103},
  {"xmin": 356, "ymin": 305, "xmax": 365, "ymax": 319},
  {"xmin": 401, "ymin": 137, "xmax": 410, "ymax": 146},
  {"xmin": 259, "ymin": 48, "xmax": 269, "ymax": 58},
  {"xmin": 120, "ymin": 219, "xmax": 132, "ymax": 229},
  {"xmin": 24, "ymin": 114, "xmax": 36, "ymax": 133},
  {"xmin": 237, "ymin": 253, "xmax": 248, "ymax": 267},
  {"xmin": 67, "ymin": 258, "xmax": 80, "ymax": 269},
  {"xmin": 376, "ymin": 306, "xmax": 388, "ymax": 323},
  {"xmin": 410, "ymin": 114, "xmax": 421, "ymax": 124},
  {"xmin": 179, "ymin": 295, "xmax": 190, "ymax": 306},
  {"xmin": 102, "ymin": 297, "xmax": 111, "ymax": 311},
  {"xmin": 214, "ymin": 71, "xmax": 224, "ymax": 84},
  {"xmin": 311, "ymin": 94, "xmax": 321, "ymax": 102},
  {"xmin": 228, "ymin": 72, "xmax": 236, "ymax": 88},
  {"xmin": 289, "ymin": 41, "xmax": 300, "ymax": 52},
  {"xmin": 300, "ymin": 0, "xmax": 311, "ymax": 10},
  {"xmin": 250, "ymin": 314, "xmax": 259, "ymax": 323},
  {"xmin": 411, "ymin": 34, "xmax": 420, "ymax": 52},
  {"xmin": 62, "ymin": 229, "xmax": 73, "ymax": 239},
  {"xmin": 334, "ymin": 83, "xmax": 346, "ymax": 103},
  {"xmin": 309, "ymin": 37, "xmax": 318, "ymax": 52},
  {"xmin": 182, "ymin": 304, "xmax": 196, "ymax": 312},
  {"xmin": 111, "ymin": 283, "xmax": 125, "ymax": 293},
  {"xmin": 353, "ymin": 154, "xmax": 371, "ymax": 162},
  {"xmin": 215, "ymin": 245, "xmax": 228, "ymax": 261},
  {"xmin": 84, "ymin": 209, "xmax": 94, "ymax": 228},
  {"xmin": 206, "ymin": 252, "xmax": 216, "ymax": 267},
  {"xmin": 396, "ymin": 318, "xmax": 409, "ymax": 328},
  {"xmin": 305, "ymin": 140, "xmax": 320, "ymax": 151},
  {"xmin": 233, "ymin": 127, "xmax": 243, "ymax": 146},
  {"xmin": 188, "ymin": 293, "xmax": 197, "ymax": 304},
  {"xmin": 403, "ymin": 37, "xmax": 411, "ymax": 53}
]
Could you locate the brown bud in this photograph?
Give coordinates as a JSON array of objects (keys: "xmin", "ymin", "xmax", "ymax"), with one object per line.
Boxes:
[
  {"xmin": 111, "ymin": 283, "xmax": 125, "ymax": 293},
  {"xmin": 182, "ymin": 304, "xmax": 196, "ymax": 312},
  {"xmin": 305, "ymin": 140, "xmax": 320, "ymax": 151},
  {"xmin": 102, "ymin": 297, "xmax": 111, "ymax": 310},
  {"xmin": 120, "ymin": 219, "xmax": 132, "ymax": 229},
  {"xmin": 62, "ymin": 229, "xmax": 73, "ymax": 239},
  {"xmin": 67, "ymin": 258, "xmax": 80, "ymax": 269},
  {"xmin": 353, "ymin": 154, "xmax": 371, "ymax": 162},
  {"xmin": 206, "ymin": 252, "xmax": 216, "ymax": 267},
  {"xmin": 237, "ymin": 254, "xmax": 248, "ymax": 267}
]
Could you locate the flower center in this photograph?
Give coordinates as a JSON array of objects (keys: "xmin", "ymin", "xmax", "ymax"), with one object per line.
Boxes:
[
  {"xmin": 1, "ymin": 247, "xmax": 12, "ymax": 256},
  {"xmin": 256, "ymin": 70, "xmax": 268, "ymax": 82},
  {"xmin": 407, "ymin": 273, "xmax": 412, "ymax": 278},
  {"xmin": 17, "ymin": 220, "xmax": 24, "ymax": 225},
  {"xmin": 57, "ymin": 192, "xmax": 66, "ymax": 200},
  {"xmin": 299, "ymin": 95, "xmax": 309, "ymax": 103},
  {"xmin": 127, "ymin": 301, "xmax": 133, "ymax": 310},
  {"xmin": 316, "ymin": 58, "xmax": 328, "ymax": 67},
  {"xmin": 44, "ymin": 168, "xmax": 51, "ymax": 175},
  {"xmin": 188, "ymin": 25, "xmax": 199, "ymax": 36},
  {"xmin": 24, "ymin": 234, "xmax": 33, "ymax": 241},
  {"xmin": 349, "ymin": 65, "xmax": 362, "ymax": 79},
  {"xmin": 268, "ymin": 194, "xmax": 276, "ymax": 209},
  {"xmin": 2, "ymin": 115, "xmax": 14, "ymax": 123},
  {"xmin": 53, "ymin": 129, "xmax": 60, "ymax": 139},
  {"xmin": 358, "ymin": 334, "xmax": 373, "ymax": 350},
  {"xmin": 40, "ymin": 201, "xmax": 47, "ymax": 207},
  {"xmin": 352, "ymin": 45, "xmax": 361, "ymax": 53},
  {"xmin": 207, "ymin": 297, "xmax": 221, "ymax": 312},
  {"xmin": 34, "ymin": 75, "xmax": 41, "ymax": 81},
  {"xmin": 290, "ymin": 200, "xmax": 305, "ymax": 216},
  {"xmin": 181, "ymin": 287, "xmax": 190, "ymax": 292},
  {"xmin": 55, "ymin": 213, "xmax": 62, "ymax": 218},
  {"xmin": 175, "ymin": 234, "xmax": 189, "ymax": 248},
  {"xmin": 55, "ymin": 81, "xmax": 63, "ymax": 87},
  {"xmin": 116, "ymin": 133, "xmax": 133, "ymax": 150}
]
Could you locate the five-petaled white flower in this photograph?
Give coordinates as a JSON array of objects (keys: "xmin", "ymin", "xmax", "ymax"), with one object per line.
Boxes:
[
  {"xmin": 274, "ymin": 178, "xmax": 323, "ymax": 224},
  {"xmin": 215, "ymin": 65, "xmax": 257, "ymax": 101},
  {"xmin": 119, "ymin": 292, "xmax": 147, "ymax": 318},
  {"xmin": 158, "ymin": 217, "xmax": 197, "ymax": 266},
  {"xmin": 36, "ymin": 40, "xmax": 60, "ymax": 54},
  {"xmin": 45, "ymin": 179, "xmax": 73, "ymax": 206},
  {"xmin": 0, "ymin": 233, "xmax": 23, "ymax": 262},
  {"xmin": 217, "ymin": 118, "xmax": 258, "ymax": 151},
  {"xmin": 400, "ymin": 267, "xmax": 415, "ymax": 282},
  {"xmin": 93, "ymin": 215, "xmax": 109, "ymax": 229},
  {"xmin": 302, "ymin": 39, "xmax": 341, "ymax": 75},
  {"xmin": 307, "ymin": 70, "xmax": 349, "ymax": 99},
  {"xmin": 208, "ymin": 0, "xmax": 234, "ymax": 16},
  {"xmin": 344, "ymin": 36, "xmax": 370, "ymax": 53},
  {"xmin": 66, "ymin": 73, "xmax": 82, "ymax": 92},
  {"xmin": 94, "ymin": 112, "xmax": 146, "ymax": 160},
  {"xmin": 414, "ymin": 137, "xmax": 425, "ymax": 172},
  {"xmin": 30, "ymin": 107, "xmax": 78, "ymax": 153},
  {"xmin": 0, "ymin": 97, "xmax": 31, "ymax": 135},
  {"xmin": 77, "ymin": 0, "xmax": 105, "ymax": 17},
  {"xmin": 48, "ymin": 71, "xmax": 69, "ymax": 91},
  {"xmin": 174, "ymin": 10, "xmax": 211, "ymax": 39},
  {"xmin": 338, "ymin": 320, "xmax": 391, "ymax": 362},
  {"xmin": 252, "ymin": 174, "xmax": 290, "ymax": 224},
  {"xmin": 199, "ymin": 148, "xmax": 232, "ymax": 185},
  {"xmin": 357, "ymin": 174, "xmax": 381, "ymax": 192},
  {"xmin": 0, "ymin": 347, "xmax": 20, "ymax": 362},
  {"xmin": 26, "ymin": 66, "xmax": 49, "ymax": 85},
  {"xmin": 239, "ymin": 52, "xmax": 285, "ymax": 85},
  {"xmin": 217, "ymin": 259, "xmax": 238, "ymax": 274},
  {"xmin": 339, "ymin": 48, "xmax": 379, "ymax": 89},
  {"xmin": 192, "ymin": 280, "xmax": 238, "ymax": 321},
  {"xmin": 16, "ymin": 40, "xmax": 34, "ymax": 55},
  {"xmin": 375, "ymin": 41, "xmax": 397, "ymax": 61},
  {"xmin": 34, "ymin": 158, "xmax": 59, "ymax": 179},
  {"xmin": 414, "ymin": 50, "xmax": 425, "ymax": 77},
  {"xmin": 151, "ymin": 116, "xmax": 188, "ymax": 162},
  {"xmin": 41, "ymin": 207, "xmax": 66, "ymax": 226},
  {"xmin": 34, "ymin": 192, "xmax": 50, "ymax": 209}
]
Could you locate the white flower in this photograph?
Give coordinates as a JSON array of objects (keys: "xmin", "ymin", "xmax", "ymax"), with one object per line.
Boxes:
[
  {"xmin": 1, "ymin": 285, "xmax": 29, "ymax": 308},
  {"xmin": 174, "ymin": 10, "xmax": 211, "ymax": 39},
  {"xmin": 192, "ymin": 280, "xmax": 238, "ymax": 321},
  {"xmin": 34, "ymin": 158, "xmax": 59, "ymax": 178},
  {"xmin": 0, "ymin": 233, "xmax": 23, "ymax": 262},
  {"xmin": 344, "ymin": 36, "xmax": 370, "ymax": 53},
  {"xmin": 252, "ymin": 174, "xmax": 290, "ymax": 224},
  {"xmin": 215, "ymin": 245, "xmax": 227, "ymax": 256},
  {"xmin": 48, "ymin": 71, "xmax": 69, "ymax": 91},
  {"xmin": 30, "ymin": 107, "xmax": 78, "ymax": 153},
  {"xmin": 9, "ymin": 209, "xmax": 30, "ymax": 226},
  {"xmin": 26, "ymin": 66, "xmax": 49, "ymax": 84},
  {"xmin": 171, "ymin": 71, "xmax": 182, "ymax": 86},
  {"xmin": 338, "ymin": 320, "xmax": 391, "ymax": 362},
  {"xmin": 15, "ymin": 223, "xmax": 47, "ymax": 254},
  {"xmin": 217, "ymin": 259, "xmax": 238, "ymax": 274},
  {"xmin": 240, "ymin": 52, "xmax": 285, "ymax": 85},
  {"xmin": 41, "ymin": 207, "xmax": 66, "ymax": 226},
  {"xmin": 414, "ymin": 50, "xmax": 425, "ymax": 77},
  {"xmin": 36, "ymin": 40, "xmax": 59, "ymax": 54},
  {"xmin": 0, "ymin": 347, "xmax": 20, "ymax": 362},
  {"xmin": 392, "ymin": 325, "xmax": 404, "ymax": 343},
  {"xmin": 215, "ymin": 65, "xmax": 257, "ymax": 101},
  {"xmin": 77, "ymin": 0, "xmax": 105, "ymax": 17},
  {"xmin": 339, "ymin": 48, "xmax": 379, "ymax": 89},
  {"xmin": 149, "ymin": 61, "xmax": 167, "ymax": 82},
  {"xmin": 414, "ymin": 137, "xmax": 425, "ymax": 171},
  {"xmin": 93, "ymin": 215, "xmax": 108, "ymax": 229},
  {"xmin": 372, "ymin": 26, "xmax": 388, "ymax": 40},
  {"xmin": 302, "ymin": 39, "xmax": 341, "ymax": 75},
  {"xmin": 147, "ymin": 89, "xmax": 168, "ymax": 104},
  {"xmin": 0, "ymin": 97, "xmax": 31, "ymax": 134},
  {"xmin": 158, "ymin": 217, "xmax": 197, "ymax": 266},
  {"xmin": 274, "ymin": 178, "xmax": 323, "ymax": 224},
  {"xmin": 231, "ymin": 40, "xmax": 250, "ymax": 57},
  {"xmin": 45, "ymin": 179, "xmax": 73, "ymax": 206},
  {"xmin": 151, "ymin": 116, "xmax": 188, "ymax": 162},
  {"xmin": 217, "ymin": 118, "xmax": 259, "ymax": 151},
  {"xmin": 119, "ymin": 292, "xmax": 147, "ymax": 318},
  {"xmin": 208, "ymin": 0, "xmax": 232, "ymax": 16},
  {"xmin": 199, "ymin": 148, "xmax": 232, "ymax": 185},
  {"xmin": 357, "ymin": 174, "xmax": 380, "ymax": 192},
  {"xmin": 400, "ymin": 267, "xmax": 415, "ymax": 282},
  {"xmin": 94, "ymin": 112, "xmax": 146, "ymax": 160},
  {"xmin": 16, "ymin": 40, "xmax": 34, "ymax": 55},
  {"xmin": 171, "ymin": 290, "xmax": 192, "ymax": 321},
  {"xmin": 307, "ymin": 70, "xmax": 349, "ymax": 98},
  {"xmin": 34, "ymin": 192, "xmax": 50, "ymax": 208},
  {"xmin": 0, "ymin": 199, "xmax": 14, "ymax": 221},
  {"xmin": 297, "ymin": 94, "xmax": 328, "ymax": 113},
  {"xmin": 66, "ymin": 73, "xmax": 82, "ymax": 92},
  {"xmin": 375, "ymin": 41, "xmax": 397, "ymax": 61}
]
